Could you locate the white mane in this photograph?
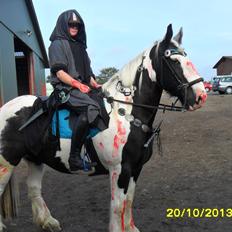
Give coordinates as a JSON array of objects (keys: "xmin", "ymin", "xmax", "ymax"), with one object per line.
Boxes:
[
  {"xmin": 102, "ymin": 45, "xmax": 157, "ymax": 94},
  {"xmin": 102, "ymin": 39, "xmax": 184, "ymax": 95}
]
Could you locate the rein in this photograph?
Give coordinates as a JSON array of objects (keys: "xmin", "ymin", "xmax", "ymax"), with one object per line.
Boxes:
[{"xmin": 105, "ymin": 95, "xmax": 184, "ymax": 112}]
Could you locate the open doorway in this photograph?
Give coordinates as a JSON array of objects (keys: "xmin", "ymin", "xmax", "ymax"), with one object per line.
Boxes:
[{"xmin": 14, "ymin": 37, "xmax": 31, "ymax": 96}]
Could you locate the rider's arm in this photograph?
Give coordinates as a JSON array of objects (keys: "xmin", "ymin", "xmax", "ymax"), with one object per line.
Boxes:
[
  {"xmin": 56, "ymin": 70, "xmax": 90, "ymax": 93},
  {"xmin": 90, "ymin": 76, "xmax": 101, "ymax": 88}
]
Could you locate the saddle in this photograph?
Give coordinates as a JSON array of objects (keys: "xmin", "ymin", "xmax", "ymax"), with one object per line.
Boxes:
[{"xmin": 20, "ymin": 88, "xmax": 109, "ymax": 156}]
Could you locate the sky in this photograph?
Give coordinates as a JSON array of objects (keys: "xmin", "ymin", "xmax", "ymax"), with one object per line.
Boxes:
[{"xmin": 33, "ymin": 0, "xmax": 232, "ymax": 81}]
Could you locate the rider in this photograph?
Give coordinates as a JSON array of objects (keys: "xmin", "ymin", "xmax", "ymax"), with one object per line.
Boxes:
[{"xmin": 49, "ymin": 10, "xmax": 106, "ymax": 173}]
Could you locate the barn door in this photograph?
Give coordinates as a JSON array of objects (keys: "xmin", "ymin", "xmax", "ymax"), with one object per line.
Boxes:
[{"xmin": 14, "ymin": 37, "xmax": 31, "ymax": 95}]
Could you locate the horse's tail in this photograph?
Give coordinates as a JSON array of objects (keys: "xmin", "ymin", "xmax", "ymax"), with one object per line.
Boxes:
[{"xmin": 1, "ymin": 172, "xmax": 20, "ymax": 219}]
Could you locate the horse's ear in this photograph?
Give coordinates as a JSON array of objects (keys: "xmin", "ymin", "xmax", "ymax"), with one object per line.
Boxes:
[
  {"xmin": 161, "ymin": 24, "xmax": 173, "ymax": 47},
  {"xmin": 173, "ymin": 27, "xmax": 183, "ymax": 44}
]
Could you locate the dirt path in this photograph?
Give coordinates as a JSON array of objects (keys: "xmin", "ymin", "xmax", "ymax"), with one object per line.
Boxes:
[{"xmin": 5, "ymin": 94, "xmax": 232, "ymax": 232}]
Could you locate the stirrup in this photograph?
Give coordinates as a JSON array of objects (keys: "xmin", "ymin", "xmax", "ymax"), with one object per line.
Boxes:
[{"xmin": 69, "ymin": 158, "xmax": 96, "ymax": 175}]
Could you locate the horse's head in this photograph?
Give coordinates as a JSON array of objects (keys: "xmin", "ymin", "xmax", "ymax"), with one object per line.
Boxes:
[{"xmin": 149, "ymin": 24, "xmax": 207, "ymax": 111}]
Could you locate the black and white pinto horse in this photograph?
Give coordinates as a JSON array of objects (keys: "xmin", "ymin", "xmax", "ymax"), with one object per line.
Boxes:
[{"xmin": 0, "ymin": 25, "xmax": 207, "ymax": 232}]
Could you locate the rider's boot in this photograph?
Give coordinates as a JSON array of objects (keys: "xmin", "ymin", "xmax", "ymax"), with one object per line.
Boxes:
[{"xmin": 68, "ymin": 113, "xmax": 96, "ymax": 174}]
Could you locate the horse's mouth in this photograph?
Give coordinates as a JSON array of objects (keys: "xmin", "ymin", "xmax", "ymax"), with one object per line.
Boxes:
[{"xmin": 188, "ymin": 95, "xmax": 205, "ymax": 111}]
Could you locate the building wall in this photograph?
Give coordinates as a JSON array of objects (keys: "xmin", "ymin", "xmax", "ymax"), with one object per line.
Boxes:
[
  {"xmin": 0, "ymin": 23, "xmax": 18, "ymax": 103},
  {"xmin": 0, "ymin": 0, "xmax": 47, "ymax": 105},
  {"xmin": 33, "ymin": 53, "xmax": 47, "ymax": 96},
  {"xmin": 216, "ymin": 59, "xmax": 232, "ymax": 75}
]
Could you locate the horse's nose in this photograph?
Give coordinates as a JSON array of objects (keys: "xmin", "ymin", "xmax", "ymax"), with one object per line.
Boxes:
[{"xmin": 200, "ymin": 92, "xmax": 207, "ymax": 103}]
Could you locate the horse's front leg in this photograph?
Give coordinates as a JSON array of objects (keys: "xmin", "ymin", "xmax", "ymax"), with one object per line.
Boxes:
[
  {"xmin": 124, "ymin": 178, "xmax": 140, "ymax": 232},
  {"xmin": 109, "ymin": 164, "xmax": 140, "ymax": 232},
  {"xmin": 26, "ymin": 160, "xmax": 61, "ymax": 231}
]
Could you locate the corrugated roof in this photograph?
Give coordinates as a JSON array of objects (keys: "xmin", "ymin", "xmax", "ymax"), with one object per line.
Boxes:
[
  {"xmin": 213, "ymin": 56, "xmax": 232, "ymax": 69},
  {"xmin": 25, "ymin": 0, "xmax": 49, "ymax": 68}
]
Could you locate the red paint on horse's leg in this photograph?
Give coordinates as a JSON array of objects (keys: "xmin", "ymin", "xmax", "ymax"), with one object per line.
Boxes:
[
  {"xmin": 130, "ymin": 208, "xmax": 135, "ymax": 229},
  {"xmin": 111, "ymin": 172, "xmax": 117, "ymax": 200},
  {"xmin": 110, "ymin": 223, "xmax": 114, "ymax": 232},
  {"xmin": 121, "ymin": 200, "xmax": 126, "ymax": 232},
  {"xmin": 0, "ymin": 165, "xmax": 8, "ymax": 176}
]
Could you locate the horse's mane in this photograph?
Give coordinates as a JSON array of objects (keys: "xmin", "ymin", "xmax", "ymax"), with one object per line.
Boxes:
[
  {"xmin": 102, "ymin": 51, "xmax": 146, "ymax": 92},
  {"xmin": 102, "ymin": 39, "xmax": 182, "ymax": 93}
]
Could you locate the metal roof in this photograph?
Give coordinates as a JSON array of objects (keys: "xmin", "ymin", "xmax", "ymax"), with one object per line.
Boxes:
[{"xmin": 25, "ymin": 0, "xmax": 49, "ymax": 68}]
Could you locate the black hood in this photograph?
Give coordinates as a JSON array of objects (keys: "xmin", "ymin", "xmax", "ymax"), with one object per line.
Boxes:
[{"xmin": 49, "ymin": 10, "xmax": 87, "ymax": 48}]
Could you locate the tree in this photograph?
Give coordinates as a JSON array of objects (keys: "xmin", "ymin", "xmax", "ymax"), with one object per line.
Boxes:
[{"xmin": 96, "ymin": 67, "xmax": 119, "ymax": 84}]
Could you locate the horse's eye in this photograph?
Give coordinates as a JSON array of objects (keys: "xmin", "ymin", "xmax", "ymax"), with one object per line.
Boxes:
[{"xmin": 164, "ymin": 49, "xmax": 171, "ymax": 57}]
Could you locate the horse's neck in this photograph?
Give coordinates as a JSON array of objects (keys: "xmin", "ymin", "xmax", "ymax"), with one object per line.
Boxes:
[
  {"xmin": 102, "ymin": 74, "xmax": 162, "ymax": 127},
  {"xmin": 131, "ymin": 82, "xmax": 162, "ymax": 126},
  {"xmin": 102, "ymin": 46, "xmax": 162, "ymax": 126}
]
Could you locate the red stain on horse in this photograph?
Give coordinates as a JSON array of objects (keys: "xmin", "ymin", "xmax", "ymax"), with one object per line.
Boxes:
[
  {"xmin": 99, "ymin": 142, "xmax": 104, "ymax": 150},
  {"xmin": 112, "ymin": 120, "xmax": 127, "ymax": 158},
  {"xmin": 111, "ymin": 172, "xmax": 117, "ymax": 200},
  {"xmin": 121, "ymin": 200, "xmax": 126, "ymax": 232},
  {"xmin": 130, "ymin": 208, "xmax": 135, "ymax": 229},
  {"xmin": 186, "ymin": 61, "xmax": 199, "ymax": 75},
  {"xmin": 0, "ymin": 165, "xmax": 8, "ymax": 175}
]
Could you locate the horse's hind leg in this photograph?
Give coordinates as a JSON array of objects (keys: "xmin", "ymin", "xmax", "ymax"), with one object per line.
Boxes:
[
  {"xmin": 0, "ymin": 155, "xmax": 15, "ymax": 232},
  {"xmin": 26, "ymin": 160, "xmax": 61, "ymax": 231}
]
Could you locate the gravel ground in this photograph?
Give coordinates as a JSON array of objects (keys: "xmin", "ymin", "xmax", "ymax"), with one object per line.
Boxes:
[{"xmin": 5, "ymin": 93, "xmax": 232, "ymax": 232}]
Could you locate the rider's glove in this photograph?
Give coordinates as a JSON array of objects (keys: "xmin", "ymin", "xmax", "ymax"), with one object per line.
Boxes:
[{"xmin": 71, "ymin": 79, "xmax": 90, "ymax": 93}]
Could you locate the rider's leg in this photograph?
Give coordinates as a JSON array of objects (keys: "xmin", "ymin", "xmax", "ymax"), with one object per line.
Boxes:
[
  {"xmin": 68, "ymin": 112, "xmax": 95, "ymax": 171},
  {"xmin": 26, "ymin": 160, "xmax": 61, "ymax": 231}
]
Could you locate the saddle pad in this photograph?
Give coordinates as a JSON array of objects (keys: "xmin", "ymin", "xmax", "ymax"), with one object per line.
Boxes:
[{"xmin": 51, "ymin": 109, "xmax": 100, "ymax": 139}]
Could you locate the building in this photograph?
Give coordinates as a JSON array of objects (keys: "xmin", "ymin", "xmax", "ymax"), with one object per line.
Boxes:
[
  {"xmin": 0, "ymin": 0, "xmax": 49, "ymax": 106},
  {"xmin": 213, "ymin": 56, "xmax": 232, "ymax": 76}
]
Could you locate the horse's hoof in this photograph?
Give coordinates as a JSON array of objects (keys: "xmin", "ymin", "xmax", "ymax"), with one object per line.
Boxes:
[
  {"xmin": 133, "ymin": 227, "xmax": 140, "ymax": 232},
  {"xmin": 42, "ymin": 216, "xmax": 62, "ymax": 232}
]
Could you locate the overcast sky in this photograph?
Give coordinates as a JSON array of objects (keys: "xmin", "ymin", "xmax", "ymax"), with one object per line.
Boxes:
[{"xmin": 33, "ymin": 0, "xmax": 232, "ymax": 80}]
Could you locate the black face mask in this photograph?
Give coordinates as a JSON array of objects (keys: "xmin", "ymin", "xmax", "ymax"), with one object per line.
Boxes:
[{"xmin": 68, "ymin": 22, "xmax": 81, "ymax": 29}]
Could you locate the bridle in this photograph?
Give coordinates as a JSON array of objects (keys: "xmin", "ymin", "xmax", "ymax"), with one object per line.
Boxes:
[
  {"xmin": 105, "ymin": 46, "xmax": 203, "ymax": 113},
  {"xmin": 160, "ymin": 48, "xmax": 204, "ymax": 108}
]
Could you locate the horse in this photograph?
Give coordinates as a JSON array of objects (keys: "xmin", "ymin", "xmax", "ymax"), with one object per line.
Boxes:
[{"xmin": 0, "ymin": 24, "xmax": 207, "ymax": 232}]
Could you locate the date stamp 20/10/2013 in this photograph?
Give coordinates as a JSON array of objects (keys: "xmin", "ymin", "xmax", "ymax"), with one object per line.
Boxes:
[{"xmin": 166, "ymin": 208, "xmax": 232, "ymax": 218}]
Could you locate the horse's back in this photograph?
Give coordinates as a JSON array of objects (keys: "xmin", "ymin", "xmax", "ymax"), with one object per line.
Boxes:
[{"xmin": 0, "ymin": 95, "xmax": 36, "ymax": 130}]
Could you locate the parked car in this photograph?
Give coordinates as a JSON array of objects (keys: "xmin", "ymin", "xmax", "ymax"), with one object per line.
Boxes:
[
  {"xmin": 217, "ymin": 76, "xmax": 232, "ymax": 94},
  {"xmin": 203, "ymin": 81, "xmax": 212, "ymax": 92}
]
